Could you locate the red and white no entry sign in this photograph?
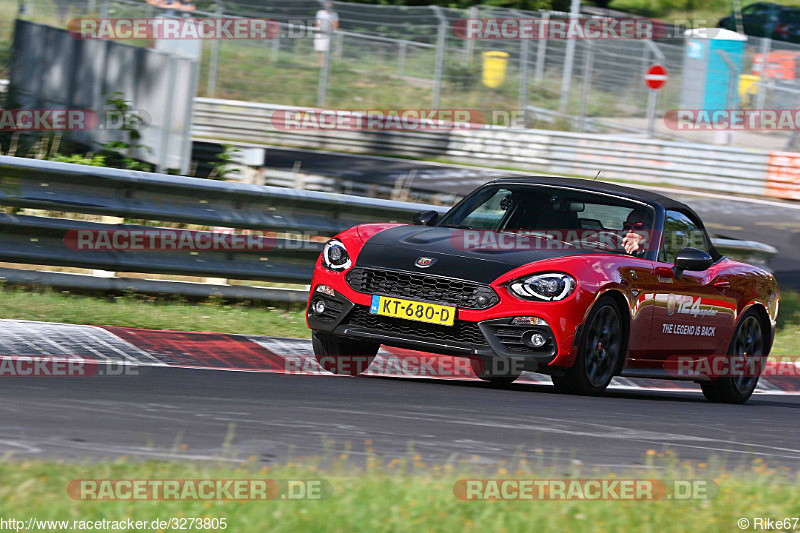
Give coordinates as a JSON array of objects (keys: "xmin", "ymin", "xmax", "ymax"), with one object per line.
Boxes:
[{"xmin": 645, "ymin": 64, "xmax": 668, "ymax": 90}]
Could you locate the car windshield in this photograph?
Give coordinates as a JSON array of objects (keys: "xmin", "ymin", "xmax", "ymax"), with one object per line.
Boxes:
[{"xmin": 438, "ymin": 184, "xmax": 655, "ymax": 234}]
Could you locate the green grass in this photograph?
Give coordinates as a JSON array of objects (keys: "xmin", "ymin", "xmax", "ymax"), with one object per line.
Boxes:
[
  {"xmin": 0, "ymin": 286, "xmax": 312, "ymax": 338},
  {"xmin": 0, "ymin": 286, "xmax": 798, "ymax": 355},
  {"xmin": 772, "ymin": 290, "xmax": 800, "ymax": 356},
  {"xmin": 0, "ymin": 454, "xmax": 798, "ymax": 532}
]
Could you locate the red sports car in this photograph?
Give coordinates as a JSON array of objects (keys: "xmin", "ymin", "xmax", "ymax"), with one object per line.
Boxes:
[{"xmin": 306, "ymin": 178, "xmax": 779, "ymax": 403}]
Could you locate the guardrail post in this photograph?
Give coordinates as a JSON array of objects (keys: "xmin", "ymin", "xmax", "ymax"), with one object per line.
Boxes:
[
  {"xmin": 533, "ymin": 11, "xmax": 548, "ymax": 84},
  {"xmin": 431, "ymin": 5, "xmax": 447, "ymax": 109},
  {"xmin": 206, "ymin": 5, "xmax": 223, "ymax": 97}
]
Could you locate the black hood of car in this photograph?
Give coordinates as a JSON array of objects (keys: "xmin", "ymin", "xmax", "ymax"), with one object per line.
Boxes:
[{"xmin": 355, "ymin": 225, "xmax": 605, "ymax": 285}]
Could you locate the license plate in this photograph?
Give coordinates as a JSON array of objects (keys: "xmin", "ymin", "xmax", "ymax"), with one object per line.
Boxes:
[{"xmin": 369, "ymin": 295, "xmax": 456, "ymax": 326}]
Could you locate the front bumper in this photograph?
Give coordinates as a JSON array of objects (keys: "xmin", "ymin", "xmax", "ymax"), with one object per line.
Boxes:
[{"xmin": 307, "ymin": 290, "xmax": 559, "ymax": 364}]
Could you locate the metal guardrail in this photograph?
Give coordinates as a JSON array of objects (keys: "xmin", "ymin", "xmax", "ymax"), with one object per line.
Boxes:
[
  {"xmin": 0, "ymin": 214, "xmax": 321, "ymax": 283},
  {"xmin": 0, "ymin": 267, "xmax": 310, "ymax": 304},
  {"xmin": 191, "ymin": 98, "xmax": 796, "ymax": 199},
  {"xmin": 0, "ymin": 155, "xmax": 778, "ymax": 302},
  {"xmin": 0, "ymin": 154, "xmax": 442, "ymax": 297},
  {"xmin": 709, "ymin": 238, "xmax": 779, "ymax": 264},
  {"xmin": 0, "ymin": 155, "xmax": 441, "ymax": 237}
]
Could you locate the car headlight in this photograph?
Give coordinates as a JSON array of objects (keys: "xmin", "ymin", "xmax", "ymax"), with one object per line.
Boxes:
[
  {"xmin": 321, "ymin": 239, "xmax": 351, "ymax": 271},
  {"xmin": 508, "ymin": 272, "xmax": 576, "ymax": 301}
]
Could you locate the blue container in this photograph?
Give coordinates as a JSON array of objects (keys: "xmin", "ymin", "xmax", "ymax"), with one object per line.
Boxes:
[{"xmin": 679, "ymin": 28, "xmax": 747, "ymax": 111}]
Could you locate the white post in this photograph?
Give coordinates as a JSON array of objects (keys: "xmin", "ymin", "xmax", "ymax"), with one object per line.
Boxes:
[
  {"xmin": 206, "ymin": 5, "xmax": 223, "ymax": 97},
  {"xmin": 578, "ymin": 40, "xmax": 593, "ymax": 132},
  {"xmin": 755, "ymin": 37, "xmax": 771, "ymax": 110},
  {"xmin": 558, "ymin": 0, "xmax": 581, "ymax": 113},
  {"xmin": 397, "ymin": 40, "xmax": 407, "ymax": 76},
  {"xmin": 646, "ymin": 89, "xmax": 658, "ymax": 138},
  {"xmin": 534, "ymin": 11, "xmax": 549, "ymax": 84},
  {"xmin": 464, "ymin": 5, "xmax": 478, "ymax": 66},
  {"xmin": 431, "ymin": 5, "xmax": 447, "ymax": 109}
]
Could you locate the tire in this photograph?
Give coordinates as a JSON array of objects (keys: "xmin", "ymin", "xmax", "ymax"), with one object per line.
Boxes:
[
  {"xmin": 700, "ymin": 311, "xmax": 766, "ymax": 404},
  {"xmin": 470, "ymin": 356, "xmax": 522, "ymax": 385},
  {"xmin": 552, "ymin": 296, "xmax": 625, "ymax": 396},
  {"xmin": 312, "ymin": 332, "xmax": 380, "ymax": 376}
]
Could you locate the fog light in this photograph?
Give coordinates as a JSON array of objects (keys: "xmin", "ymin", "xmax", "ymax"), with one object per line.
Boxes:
[
  {"xmin": 521, "ymin": 330, "xmax": 549, "ymax": 349},
  {"xmin": 529, "ymin": 333, "xmax": 546, "ymax": 348},
  {"xmin": 313, "ymin": 299, "xmax": 327, "ymax": 315},
  {"xmin": 315, "ymin": 284, "xmax": 335, "ymax": 296},
  {"xmin": 512, "ymin": 316, "xmax": 548, "ymax": 327}
]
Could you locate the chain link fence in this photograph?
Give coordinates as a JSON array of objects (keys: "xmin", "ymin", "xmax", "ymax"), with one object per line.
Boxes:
[{"xmin": 5, "ymin": 0, "xmax": 800, "ymax": 147}]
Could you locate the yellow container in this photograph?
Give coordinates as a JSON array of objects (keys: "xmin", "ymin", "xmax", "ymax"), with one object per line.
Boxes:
[
  {"xmin": 482, "ymin": 51, "xmax": 509, "ymax": 89},
  {"xmin": 738, "ymin": 74, "xmax": 760, "ymax": 107}
]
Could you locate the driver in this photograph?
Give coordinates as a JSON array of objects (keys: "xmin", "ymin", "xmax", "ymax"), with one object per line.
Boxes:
[{"xmin": 622, "ymin": 207, "xmax": 652, "ymax": 256}]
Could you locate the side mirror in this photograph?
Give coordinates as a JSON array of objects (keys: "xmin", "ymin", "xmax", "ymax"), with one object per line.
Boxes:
[
  {"xmin": 412, "ymin": 210, "xmax": 439, "ymax": 226},
  {"xmin": 673, "ymin": 247, "xmax": 713, "ymax": 280}
]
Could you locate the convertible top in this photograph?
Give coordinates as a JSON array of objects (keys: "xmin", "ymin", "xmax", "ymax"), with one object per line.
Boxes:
[
  {"xmin": 490, "ymin": 175, "xmax": 719, "ymax": 259},
  {"xmin": 491, "ymin": 176, "xmax": 695, "ymax": 214}
]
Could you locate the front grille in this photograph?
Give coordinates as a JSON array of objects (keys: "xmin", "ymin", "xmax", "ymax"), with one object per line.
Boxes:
[
  {"xmin": 346, "ymin": 267, "xmax": 499, "ymax": 310},
  {"xmin": 348, "ymin": 306, "xmax": 488, "ymax": 346}
]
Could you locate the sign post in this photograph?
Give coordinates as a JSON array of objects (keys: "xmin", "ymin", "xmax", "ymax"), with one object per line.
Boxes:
[{"xmin": 645, "ymin": 64, "xmax": 668, "ymax": 138}]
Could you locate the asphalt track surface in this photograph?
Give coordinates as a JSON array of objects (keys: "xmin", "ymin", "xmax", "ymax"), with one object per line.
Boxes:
[
  {"xmin": 1, "ymin": 319, "xmax": 799, "ymax": 470},
  {"xmin": 260, "ymin": 147, "xmax": 800, "ymax": 289},
  {"xmin": 3, "ymin": 366, "xmax": 800, "ymax": 469},
  {"xmin": 3, "ymin": 147, "xmax": 798, "ymax": 470}
]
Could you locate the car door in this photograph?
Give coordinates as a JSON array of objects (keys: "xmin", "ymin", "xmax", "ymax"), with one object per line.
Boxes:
[{"xmin": 649, "ymin": 210, "xmax": 737, "ymax": 359}]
